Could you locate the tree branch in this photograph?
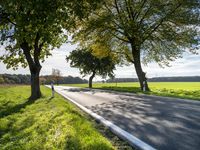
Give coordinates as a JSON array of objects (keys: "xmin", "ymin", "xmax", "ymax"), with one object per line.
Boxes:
[
  {"xmin": 5, "ymin": 35, "xmax": 14, "ymax": 39},
  {"xmin": 21, "ymin": 41, "xmax": 35, "ymax": 70},
  {"xmin": 142, "ymin": 3, "xmax": 182, "ymax": 43},
  {"xmin": 124, "ymin": 0, "xmax": 132, "ymax": 20},
  {"xmin": 124, "ymin": 52, "xmax": 134, "ymax": 63},
  {"xmin": 114, "ymin": 0, "xmax": 131, "ymax": 40},
  {"xmin": 6, "ymin": 17, "xmax": 17, "ymax": 26},
  {"xmin": 33, "ymin": 33, "xmax": 43, "ymax": 66},
  {"xmin": 113, "ymin": 34, "xmax": 129, "ymax": 43},
  {"xmin": 138, "ymin": 5, "xmax": 153, "ymax": 26},
  {"xmin": 0, "ymin": 11, "xmax": 18, "ymax": 26},
  {"xmin": 134, "ymin": 0, "xmax": 148, "ymax": 20}
]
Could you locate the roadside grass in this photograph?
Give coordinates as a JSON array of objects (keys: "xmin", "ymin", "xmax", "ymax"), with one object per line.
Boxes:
[
  {"xmin": 64, "ymin": 82, "xmax": 200, "ymax": 100},
  {"xmin": 0, "ymin": 86, "xmax": 117, "ymax": 150}
]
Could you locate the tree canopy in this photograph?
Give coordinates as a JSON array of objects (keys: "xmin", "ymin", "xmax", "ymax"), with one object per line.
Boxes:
[
  {"xmin": 73, "ymin": 0, "xmax": 200, "ymax": 91},
  {"xmin": 0, "ymin": 0, "xmax": 102, "ymax": 100},
  {"xmin": 67, "ymin": 48, "xmax": 116, "ymax": 88},
  {"xmin": 0, "ymin": 0, "xmax": 102, "ymax": 69}
]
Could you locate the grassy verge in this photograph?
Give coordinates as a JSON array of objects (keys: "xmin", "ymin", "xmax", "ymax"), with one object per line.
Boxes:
[
  {"xmin": 64, "ymin": 82, "xmax": 200, "ymax": 101},
  {"xmin": 0, "ymin": 86, "xmax": 133, "ymax": 150}
]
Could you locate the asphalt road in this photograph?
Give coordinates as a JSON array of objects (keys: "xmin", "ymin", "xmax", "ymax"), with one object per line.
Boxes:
[{"xmin": 54, "ymin": 86, "xmax": 200, "ymax": 150}]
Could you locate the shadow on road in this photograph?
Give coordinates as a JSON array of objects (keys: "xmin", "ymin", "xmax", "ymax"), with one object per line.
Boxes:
[
  {"xmin": 64, "ymin": 87, "xmax": 138, "ymax": 96},
  {"xmin": 88, "ymin": 95, "xmax": 200, "ymax": 150},
  {"xmin": 65, "ymin": 88, "xmax": 91, "ymax": 92}
]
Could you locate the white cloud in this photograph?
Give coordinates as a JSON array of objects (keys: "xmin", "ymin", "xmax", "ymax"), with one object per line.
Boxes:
[{"xmin": 0, "ymin": 43, "xmax": 200, "ymax": 81}]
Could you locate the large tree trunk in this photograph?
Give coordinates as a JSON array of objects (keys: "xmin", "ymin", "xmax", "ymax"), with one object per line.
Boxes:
[
  {"xmin": 89, "ymin": 71, "xmax": 96, "ymax": 88},
  {"xmin": 29, "ymin": 66, "xmax": 42, "ymax": 101},
  {"xmin": 21, "ymin": 34, "xmax": 43, "ymax": 101},
  {"xmin": 131, "ymin": 44, "xmax": 150, "ymax": 91}
]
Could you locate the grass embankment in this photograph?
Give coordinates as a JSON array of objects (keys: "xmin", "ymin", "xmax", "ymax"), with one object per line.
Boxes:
[
  {"xmin": 65, "ymin": 82, "xmax": 200, "ymax": 100},
  {"xmin": 0, "ymin": 86, "xmax": 117, "ymax": 150}
]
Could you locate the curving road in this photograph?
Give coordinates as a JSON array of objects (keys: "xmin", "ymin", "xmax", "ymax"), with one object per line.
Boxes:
[{"xmin": 53, "ymin": 86, "xmax": 200, "ymax": 150}]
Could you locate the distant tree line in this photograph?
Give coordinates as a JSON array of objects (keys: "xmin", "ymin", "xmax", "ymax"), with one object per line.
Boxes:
[
  {"xmin": 40, "ymin": 75, "xmax": 88, "ymax": 85},
  {"xmin": 107, "ymin": 78, "xmax": 138, "ymax": 83},
  {"xmin": 1, "ymin": 74, "xmax": 199, "ymax": 85},
  {"xmin": 0, "ymin": 74, "xmax": 31, "ymax": 84},
  {"xmin": 149, "ymin": 76, "xmax": 200, "ymax": 82},
  {"xmin": 0, "ymin": 74, "xmax": 87, "ymax": 85},
  {"xmin": 107, "ymin": 76, "xmax": 200, "ymax": 83}
]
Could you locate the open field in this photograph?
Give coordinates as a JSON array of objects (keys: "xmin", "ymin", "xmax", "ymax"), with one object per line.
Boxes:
[
  {"xmin": 0, "ymin": 86, "xmax": 117, "ymax": 150},
  {"xmin": 64, "ymin": 82, "xmax": 200, "ymax": 100}
]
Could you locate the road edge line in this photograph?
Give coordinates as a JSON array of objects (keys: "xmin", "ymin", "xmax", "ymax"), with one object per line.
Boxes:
[{"xmin": 46, "ymin": 86, "xmax": 156, "ymax": 150}]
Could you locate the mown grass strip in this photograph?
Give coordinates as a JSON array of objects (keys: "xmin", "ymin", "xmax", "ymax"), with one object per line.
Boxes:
[{"xmin": 0, "ymin": 86, "xmax": 117, "ymax": 150}]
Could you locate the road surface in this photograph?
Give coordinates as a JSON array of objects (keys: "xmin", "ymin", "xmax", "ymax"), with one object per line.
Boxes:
[{"xmin": 53, "ymin": 86, "xmax": 200, "ymax": 150}]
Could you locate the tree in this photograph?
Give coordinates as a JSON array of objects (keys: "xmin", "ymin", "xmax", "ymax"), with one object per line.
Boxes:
[
  {"xmin": 74, "ymin": 0, "xmax": 200, "ymax": 91},
  {"xmin": 67, "ymin": 48, "xmax": 116, "ymax": 88},
  {"xmin": 52, "ymin": 68, "xmax": 61, "ymax": 85},
  {"xmin": 39, "ymin": 76, "xmax": 46, "ymax": 85},
  {"xmin": 0, "ymin": 75, "xmax": 4, "ymax": 84},
  {"xmin": 0, "ymin": 0, "xmax": 102, "ymax": 100}
]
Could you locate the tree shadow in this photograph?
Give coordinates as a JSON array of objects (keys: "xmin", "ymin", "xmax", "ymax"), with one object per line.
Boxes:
[
  {"xmin": 65, "ymin": 88, "xmax": 91, "ymax": 92},
  {"xmin": 48, "ymin": 96, "xmax": 54, "ymax": 100},
  {"xmin": 64, "ymin": 88, "xmax": 97, "ymax": 95},
  {"xmin": 0, "ymin": 100, "xmax": 34, "ymax": 118},
  {"xmin": 88, "ymin": 94, "xmax": 200, "ymax": 150}
]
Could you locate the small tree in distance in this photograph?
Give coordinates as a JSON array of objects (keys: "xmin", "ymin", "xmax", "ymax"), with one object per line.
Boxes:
[
  {"xmin": 67, "ymin": 48, "xmax": 116, "ymax": 88},
  {"xmin": 52, "ymin": 69, "xmax": 61, "ymax": 85},
  {"xmin": 0, "ymin": 75, "xmax": 4, "ymax": 84},
  {"xmin": 39, "ymin": 77, "xmax": 46, "ymax": 85}
]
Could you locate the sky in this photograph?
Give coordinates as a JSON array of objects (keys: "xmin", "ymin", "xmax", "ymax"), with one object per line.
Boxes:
[{"xmin": 0, "ymin": 43, "xmax": 200, "ymax": 81}]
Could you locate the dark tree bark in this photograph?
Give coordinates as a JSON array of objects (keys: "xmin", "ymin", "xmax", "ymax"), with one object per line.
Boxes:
[
  {"xmin": 89, "ymin": 71, "xmax": 96, "ymax": 88},
  {"xmin": 21, "ymin": 34, "xmax": 43, "ymax": 101},
  {"xmin": 30, "ymin": 66, "xmax": 42, "ymax": 100},
  {"xmin": 131, "ymin": 43, "xmax": 150, "ymax": 91}
]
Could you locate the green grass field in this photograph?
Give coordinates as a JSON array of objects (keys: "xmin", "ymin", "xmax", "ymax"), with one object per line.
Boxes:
[
  {"xmin": 64, "ymin": 82, "xmax": 200, "ymax": 100},
  {"xmin": 0, "ymin": 86, "xmax": 115, "ymax": 150}
]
